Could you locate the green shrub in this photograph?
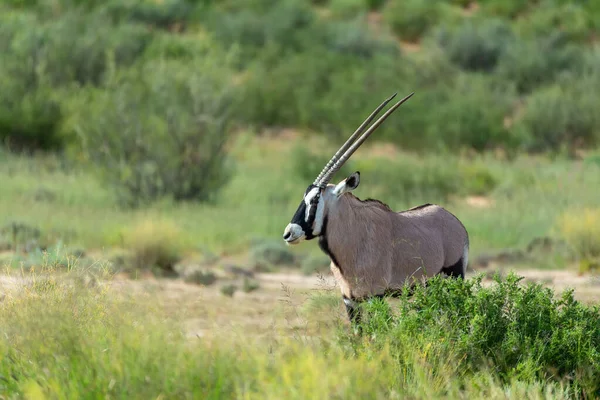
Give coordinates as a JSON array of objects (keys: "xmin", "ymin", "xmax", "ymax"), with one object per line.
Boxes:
[
  {"xmin": 184, "ymin": 269, "xmax": 218, "ymax": 286},
  {"xmin": 242, "ymin": 48, "xmax": 412, "ymax": 143},
  {"xmin": 515, "ymin": 3, "xmax": 593, "ymax": 43},
  {"xmin": 353, "ymin": 273, "xmax": 600, "ymax": 397},
  {"xmin": 434, "ymin": 17, "xmax": 514, "ymax": 72},
  {"xmin": 65, "ymin": 54, "xmax": 239, "ymax": 207},
  {"xmin": 250, "ymin": 239, "xmax": 296, "ymax": 270},
  {"xmin": 557, "ymin": 208, "xmax": 600, "ymax": 262},
  {"xmin": 383, "ymin": 0, "xmax": 441, "ymax": 42},
  {"xmin": 204, "ymin": 0, "xmax": 315, "ymax": 63},
  {"xmin": 511, "ymin": 80, "xmax": 600, "ymax": 154},
  {"xmin": 329, "ymin": 0, "xmax": 367, "ymax": 18},
  {"xmin": 122, "ymin": 218, "xmax": 185, "ymax": 275},
  {"xmin": 365, "ymin": 0, "xmax": 385, "ymax": 11},
  {"xmin": 424, "ymin": 73, "xmax": 518, "ymax": 152},
  {"xmin": 220, "ymin": 283, "xmax": 238, "ymax": 297},
  {"xmin": 6, "ymin": 11, "xmax": 151, "ymax": 87},
  {"xmin": 323, "ymin": 19, "xmax": 399, "ymax": 59},
  {"xmin": 497, "ymin": 34, "xmax": 584, "ymax": 93},
  {"xmin": 479, "ymin": 0, "xmax": 531, "ymax": 19},
  {"xmin": 242, "ymin": 277, "xmax": 260, "ymax": 293},
  {"xmin": 103, "ymin": 0, "xmax": 195, "ymax": 30},
  {"xmin": 0, "ymin": 78, "xmax": 64, "ymax": 152}
]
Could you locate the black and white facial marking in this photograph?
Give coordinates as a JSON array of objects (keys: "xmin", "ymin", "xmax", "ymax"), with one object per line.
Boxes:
[
  {"xmin": 283, "ymin": 184, "xmax": 325, "ymax": 245},
  {"xmin": 282, "ymin": 171, "xmax": 361, "ymax": 245}
]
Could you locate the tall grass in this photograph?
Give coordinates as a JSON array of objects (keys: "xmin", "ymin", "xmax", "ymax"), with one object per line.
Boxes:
[{"xmin": 0, "ymin": 265, "xmax": 592, "ymax": 399}]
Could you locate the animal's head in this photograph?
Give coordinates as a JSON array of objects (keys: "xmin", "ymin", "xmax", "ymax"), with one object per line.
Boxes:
[{"xmin": 282, "ymin": 91, "xmax": 414, "ymax": 245}]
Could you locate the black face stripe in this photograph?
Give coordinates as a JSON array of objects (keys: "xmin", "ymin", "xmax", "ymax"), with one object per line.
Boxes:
[{"xmin": 289, "ymin": 184, "xmax": 322, "ymax": 240}]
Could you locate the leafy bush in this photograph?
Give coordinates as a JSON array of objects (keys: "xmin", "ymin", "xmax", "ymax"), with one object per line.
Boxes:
[
  {"xmin": 220, "ymin": 283, "xmax": 238, "ymax": 297},
  {"xmin": 365, "ymin": 0, "xmax": 385, "ymax": 11},
  {"xmin": 66, "ymin": 54, "xmax": 238, "ymax": 207},
  {"xmin": 323, "ymin": 19, "xmax": 399, "ymax": 59},
  {"xmin": 0, "ymin": 78, "xmax": 64, "ymax": 152},
  {"xmin": 557, "ymin": 208, "xmax": 600, "ymax": 262},
  {"xmin": 383, "ymin": 0, "xmax": 441, "ymax": 42},
  {"xmin": 479, "ymin": 0, "xmax": 531, "ymax": 18},
  {"xmin": 515, "ymin": 3, "xmax": 593, "ymax": 43},
  {"xmin": 241, "ymin": 49, "xmax": 411, "ymax": 142},
  {"xmin": 329, "ymin": 0, "xmax": 367, "ymax": 19},
  {"xmin": 353, "ymin": 273, "xmax": 600, "ymax": 397},
  {"xmin": 242, "ymin": 277, "xmax": 260, "ymax": 293},
  {"xmin": 103, "ymin": 0, "xmax": 195, "ymax": 30},
  {"xmin": 122, "ymin": 218, "xmax": 185, "ymax": 275},
  {"xmin": 184, "ymin": 269, "xmax": 218, "ymax": 286},
  {"xmin": 434, "ymin": 17, "xmax": 514, "ymax": 72},
  {"xmin": 423, "ymin": 73, "xmax": 517, "ymax": 151},
  {"xmin": 0, "ymin": 11, "xmax": 151, "ymax": 152},
  {"xmin": 6, "ymin": 11, "xmax": 151, "ymax": 87},
  {"xmin": 250, "ymin": 239, "xmax": 296, "ymax": 271},
  {"xmin": 511, "ymin": 80, "xmax": 600, "ymax": 154},
  {"xmin": 204, "ymin": 0, "xmax": 315, "ymax": 63},
  {"xmin": 497, "ymin": 34, "xmax": 584, "ymax": 93}
]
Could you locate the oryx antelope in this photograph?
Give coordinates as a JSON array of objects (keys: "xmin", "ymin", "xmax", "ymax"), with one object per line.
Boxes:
[{"xmin": 282, "ymin": 92, "xmax": 469, "ymax": 325}]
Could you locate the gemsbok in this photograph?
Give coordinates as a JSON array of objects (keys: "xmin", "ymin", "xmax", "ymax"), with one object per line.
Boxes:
[{"xmin": 282, "ymin": 92, "xmax": 470, "ymax": 327}]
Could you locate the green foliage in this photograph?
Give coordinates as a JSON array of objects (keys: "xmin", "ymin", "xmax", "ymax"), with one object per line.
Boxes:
[
  {"xmin": 204, "ymin": 0, "xmax": 316, "ymax": 63},
  {"xmin": 515, "ymin": 2, "xmax": 594, "ymax": 43},
  {"xmin": 479, "ymin": 0, "xmax": 530, "ymax": 18},
  {"xmin": 242, "ymin": 277, "xmax": 261, "ymax": 292},
  {"xmin": 0, "ymin": 10, "xmax": 151, "ymax": 152},
  {"xmin": 122, "ymin": 218, "xmax": 185, "ymax": 275},
  {"xmin": 65, "ymin": 53, "xmax": 238, "ymax": 207},
  {"xmin": 364, "ymin": 0, "xmax": 385, "ymax": 11},
  {"xmin": 424, "ymin": 73, "xmax": 518, "ymax": 151},
  {"xmin": 355, "ymin": 273, "xmax": 600, "ymax": 396},
  {"xmin": 383, "ymin": 0, "xmax": 442, "ymax": 41},
  {"xmin": 497, "ymin": 34, "xmax": 583, "ymax": 93},
  {"xmin": 184, "ymin": 269, "xmax": 218, "ymax": 285},
  {"xmin": 511, "ymin": 78, "xmax": 600, "ymax": 154},
  {"xmin": 329, "ymin": 0, "xmax": 368, "ymax": 18},
  {"xmin": 220, "ymin": 283, "xmax": 238, "ymax": 297},
  {"xmin": 434, "ymin": 17, "xmax": 514, "ymax": 72},
  {"xmin": 103, "ymin": 0, "xmax": 196, "ymax": 30},
  {"xmin": 250, "ymin": 239, "xmax": 297, "ymax": 270},
  {"xmin": 558, "ymin": 208, "xmax": 600, "ymax": 262}
]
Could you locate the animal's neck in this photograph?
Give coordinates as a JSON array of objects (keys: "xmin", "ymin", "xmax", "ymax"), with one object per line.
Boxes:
[{"xmin": 320, "ymin": 195, "xmax": 367, "ymax": 271}]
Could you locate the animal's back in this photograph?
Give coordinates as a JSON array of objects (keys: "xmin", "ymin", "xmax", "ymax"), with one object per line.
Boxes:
[{"xmin": 389, "ymin": 203, "xmax": 468, "ymax": 282}]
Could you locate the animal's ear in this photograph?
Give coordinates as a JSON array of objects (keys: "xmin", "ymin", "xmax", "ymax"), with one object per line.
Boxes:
[{"xmin": 333, "ymin": 171, "xmax": 360, "ymax": 197}]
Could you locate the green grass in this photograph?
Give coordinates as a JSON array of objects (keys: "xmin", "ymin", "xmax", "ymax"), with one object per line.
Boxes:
[{"xmin": 0, "ymin": 265, "xmax": 594, "ymax": 399}]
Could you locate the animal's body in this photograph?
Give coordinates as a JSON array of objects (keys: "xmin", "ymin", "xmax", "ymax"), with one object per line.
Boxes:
[
  {"xmin": 282, "ymin": 92, "xmax": 469, "ymax": 326},
  {"xmin": 321, "ymin": 193, "xmax": 469, "ymax": 301}
]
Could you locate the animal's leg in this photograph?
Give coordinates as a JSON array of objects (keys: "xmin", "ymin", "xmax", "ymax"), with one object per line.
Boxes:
[
  {"xmin": 343, "ymin": 295, "xmax": 362, "ymax": 333},
  {"xmin": 440, "ymin": 255, "xmax": 466, "ymax": 279}
]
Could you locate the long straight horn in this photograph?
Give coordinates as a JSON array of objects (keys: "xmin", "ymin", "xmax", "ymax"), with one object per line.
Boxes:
[
  {"xmin": 319, "ymin": 92, "xmax": 414, "ymax": 186},
  {"xmin": 313, "ymin": 92, "xmax": 398, "ymax": 187}
]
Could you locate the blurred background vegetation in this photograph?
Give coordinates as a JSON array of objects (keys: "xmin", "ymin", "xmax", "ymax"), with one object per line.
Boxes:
[{"xmin": 1, "ymin": 0, "xmax": 600, "ymax": 275}]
